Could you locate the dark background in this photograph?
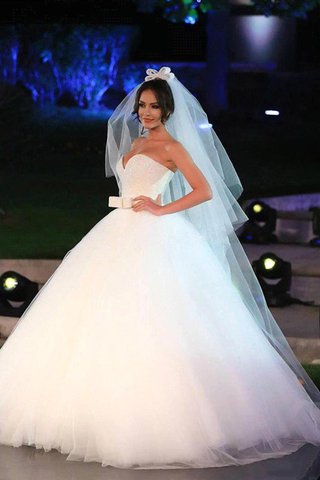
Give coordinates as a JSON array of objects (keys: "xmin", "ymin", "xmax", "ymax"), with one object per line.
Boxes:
[
  {"xmin": 1, "ymin": 0, "xmax": 319, "ymax": 68},
  {"xmin": 0, "ymin": 0, "xmax": 319, "ymax": 258}
]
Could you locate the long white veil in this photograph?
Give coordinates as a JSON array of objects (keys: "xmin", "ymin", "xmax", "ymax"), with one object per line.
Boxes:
[{"xmin": 105, "ymin": 67, "xmax": 320, "ymax": 406}]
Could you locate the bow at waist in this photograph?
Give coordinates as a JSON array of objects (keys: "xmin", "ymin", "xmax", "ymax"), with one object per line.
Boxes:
[
  {"xmin": 108, "ymin": 194, "xmax": 162, "ymax": 209},
  {"xmin": 108, "ymin": 196, "xmax": 134, "ymax": 209}
]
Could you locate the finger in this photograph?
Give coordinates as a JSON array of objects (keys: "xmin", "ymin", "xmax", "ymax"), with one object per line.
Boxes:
[
  {"xmin": 132, "ymin": 204, "xmax": 143, "ymax": 211},
  {"xmin": 133, "ymin": 196, "xmax": 146, "ymax": 201},
  {"xmin": 135, "ymin": 203, "xmax": 147, "ymax": 211}
]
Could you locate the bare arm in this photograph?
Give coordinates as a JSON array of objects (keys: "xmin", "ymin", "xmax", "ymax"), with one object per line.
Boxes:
[{"xmin": 160, "ymin": 142, "xmax": 213, "ymax": 216}]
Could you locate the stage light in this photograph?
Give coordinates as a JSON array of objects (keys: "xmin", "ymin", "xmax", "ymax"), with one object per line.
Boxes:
[
  {"xmin": 265, "ymin": 110, "xmax": 280, "ymax": 116},
  {"xmin": 309, "ymin": 207, "xmax": 320, "ymax": 247},
  {"xmin": 184, "ymin": 14, "xmax": 196, "ymax": 24},
  {"xmin": 263, "ymin": 256, "xmax": 276, "ymax": 270},
  {"xmin": 252, "ymin": 252, "xmax": 292, "ymax": 307},
  {"xmin": 3, "ymin": 275, "xmax": 18, "ymax": 291},
  {"xmin": 0, "ymin": 271, "xmax": 39, "ymax": 317},
  {"xmin": 253, "ymin": 203, "xmax": 263, "ymax": 213},
  {"xmin": 252, "ymin": 252, "xmax": 314, "ymax": 307},
  {"xmin": 239, "ymin": 200, "xmax": 278, "ymax": 244}
]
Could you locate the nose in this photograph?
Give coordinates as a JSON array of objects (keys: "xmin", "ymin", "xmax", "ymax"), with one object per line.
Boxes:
[{"xmin": 144, "ymin": 105, "xmax": 153, "ymax": 116}]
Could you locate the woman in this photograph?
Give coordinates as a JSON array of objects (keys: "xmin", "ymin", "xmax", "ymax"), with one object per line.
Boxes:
[
  {"xmin": 120, "ymin": 78, "xmax": 213, "ymax": 216},
  {"xmin": 0, "ymin": 66, "xmax": 319, "ymax": 470}
]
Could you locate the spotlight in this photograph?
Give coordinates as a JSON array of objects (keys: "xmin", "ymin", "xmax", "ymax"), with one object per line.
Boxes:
[
  {"xmin": 252, "ymin": 252, "xmax": 292, "ymax": 307},
  {"xmin": 252, "ymin": 252, "xmax": 314, "ymax": 307},
  {"xmin": 309, "ymin": 207, "xmax": 320, "ymax": 247},
  {"xmin": 0, "ymin": 271, "xmax": 39, "ymax": 317},
  {"xmin": 239, "ymin": 200, "xmax": 278, "ymax": 244},
  {"xmin": 265, "ymin": 110, "xmax": 280, "ymax": 116}
]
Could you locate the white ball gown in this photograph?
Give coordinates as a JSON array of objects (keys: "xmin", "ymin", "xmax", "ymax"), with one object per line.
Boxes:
[{"xmin": 0, "ymin": 153, "xmax": 319, "ymax": 470}]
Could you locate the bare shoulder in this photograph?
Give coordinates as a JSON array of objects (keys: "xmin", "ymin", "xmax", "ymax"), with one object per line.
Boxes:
[
  {"xmin": 164, "ymin": 140, "xmax": 212, "ymax": 196},
  {"xmin": 165, "ymin": 140, "xmax": 193, "ymax": 164},
  {"xmin": 167, "ymin": 140, "xmax": 189, "ymax": 155}
]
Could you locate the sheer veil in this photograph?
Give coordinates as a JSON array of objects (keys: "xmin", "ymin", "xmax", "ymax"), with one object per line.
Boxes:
[{"xmin": 105, "ymin": 67, "xmax": 320, "ymax": 406}]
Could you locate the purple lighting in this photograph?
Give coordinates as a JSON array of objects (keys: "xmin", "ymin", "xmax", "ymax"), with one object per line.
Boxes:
[
  {"xmin": 244, "ymin": 16, "xmax": 280, "ymax": 50},
  {"xmin": 229, "ymin": 15, "xmax": 296, "ymax": 70}
]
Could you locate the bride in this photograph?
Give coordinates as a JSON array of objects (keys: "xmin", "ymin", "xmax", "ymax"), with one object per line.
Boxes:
[{"xmin": 0, "ymin": 66, "xmax": 319, "ymax": 470}]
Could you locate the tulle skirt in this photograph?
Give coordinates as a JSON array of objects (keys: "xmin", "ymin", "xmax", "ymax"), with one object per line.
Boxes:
[{"xmin": 0, "ymin": 208, "xmax": 319, "ymax": 469}]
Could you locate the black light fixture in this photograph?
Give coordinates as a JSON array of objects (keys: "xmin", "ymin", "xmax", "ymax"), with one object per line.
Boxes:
[
  {"xmin": 239, "ymin": 200, "xmax": 278, "ymax": 244},
  {"xmin": 309, "ymin": 207, "xmax": 320, "ymax": 247},
  {"xmin": 0, "ymin": 271, "xmax": 39, "ymax": 317},
  {"xmin": 252, "ymin": 252, "xmax": 314, "ymax": 307},
  {"xmin": 252, "ymin": 252, "xmax": 291, "ymax": 307}
]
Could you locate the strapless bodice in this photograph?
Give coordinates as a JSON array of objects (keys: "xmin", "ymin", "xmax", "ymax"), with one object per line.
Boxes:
[{"xmin": 116, "ymin": 154, "xmax": 175, "ymax": 202}]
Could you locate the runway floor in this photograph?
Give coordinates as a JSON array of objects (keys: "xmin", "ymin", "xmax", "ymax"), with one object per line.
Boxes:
[{"xmin": 0, "ymin": 443, "xmax": 319, "ymax": 480}]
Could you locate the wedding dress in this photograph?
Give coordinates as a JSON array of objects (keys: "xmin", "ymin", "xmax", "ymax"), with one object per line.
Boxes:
[{"xmin": 0, "ymin": 153, "xmax": 319, "ymax": 470}]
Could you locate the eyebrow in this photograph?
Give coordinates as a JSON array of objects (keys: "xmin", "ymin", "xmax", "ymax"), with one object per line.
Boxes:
[{"xmin": 139, "ymin": 101, "xmax": 159, "ymax": 105}]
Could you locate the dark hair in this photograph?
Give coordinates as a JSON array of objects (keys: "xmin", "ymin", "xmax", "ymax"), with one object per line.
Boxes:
[{"xmin": 132, "ymin": 79, "xmax": 175, "ymax": 123}]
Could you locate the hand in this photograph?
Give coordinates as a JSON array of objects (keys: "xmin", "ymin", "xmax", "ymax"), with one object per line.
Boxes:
[{"xmin": 132, "ymin": 196, "xmax": 163, "ymax": 216}]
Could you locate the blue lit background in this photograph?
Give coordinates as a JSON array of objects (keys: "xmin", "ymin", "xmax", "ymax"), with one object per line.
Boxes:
[
  {"xmin": 0, "ymin": 25, "xmax": 141, "ymax": 109},
  {"xmin": 0, "ymin": 1, "xmax": 319, "ymax": 258}
]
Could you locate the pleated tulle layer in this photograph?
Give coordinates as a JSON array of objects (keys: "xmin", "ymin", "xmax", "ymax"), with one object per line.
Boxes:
[{"xmin": 0, "ymin": 208, "xmax": 319, "ymax": 469}]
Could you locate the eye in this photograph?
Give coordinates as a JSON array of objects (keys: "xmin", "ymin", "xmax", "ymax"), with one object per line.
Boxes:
[
  {"xmin": 152, "ymin": 105, "xmax": 160, "ymax": 109},
  {"xmin": 138, "ymin": 102, "xmax": 145, "ymax": 107}
]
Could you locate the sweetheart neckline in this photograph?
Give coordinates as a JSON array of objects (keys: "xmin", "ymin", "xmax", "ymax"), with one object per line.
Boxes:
[{"xmin": 120, "ymin": 154, "xmax": 176, "ymax": 174}]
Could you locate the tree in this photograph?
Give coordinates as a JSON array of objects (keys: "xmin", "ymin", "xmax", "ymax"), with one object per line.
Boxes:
[
  {"xmin": 135, "ymin": 0, "xmax": 320, "ymax": 22},
  {"xmin": 0, "ymin": 25, "xmax": 138, "ymax": 108}
]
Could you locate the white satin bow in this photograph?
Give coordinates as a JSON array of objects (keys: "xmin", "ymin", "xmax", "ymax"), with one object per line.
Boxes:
[{"xmin": 145, "ymin": 66, "xmax": 175, "ymax": 82}]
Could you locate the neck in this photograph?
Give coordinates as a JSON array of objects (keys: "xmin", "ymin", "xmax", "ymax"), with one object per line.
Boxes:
[{"xmin": 146, "ymin": 124, "xmax": 168, "ymax": 140}]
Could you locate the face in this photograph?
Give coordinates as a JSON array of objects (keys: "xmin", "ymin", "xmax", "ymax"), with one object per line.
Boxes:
[{"xmin": 138, "ymin": 89, "xmax": 163, "ymax": 130}]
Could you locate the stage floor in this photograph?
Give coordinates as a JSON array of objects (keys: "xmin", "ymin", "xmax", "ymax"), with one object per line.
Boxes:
[{"xmin": 0, "ymin": 443, "xmax": 319, "ymax": 480}]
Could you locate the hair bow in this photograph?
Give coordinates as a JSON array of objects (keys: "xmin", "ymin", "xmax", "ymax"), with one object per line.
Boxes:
[{"xmin": 145, "ymin": 66, "xmax": 175, "ymax": 82}]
